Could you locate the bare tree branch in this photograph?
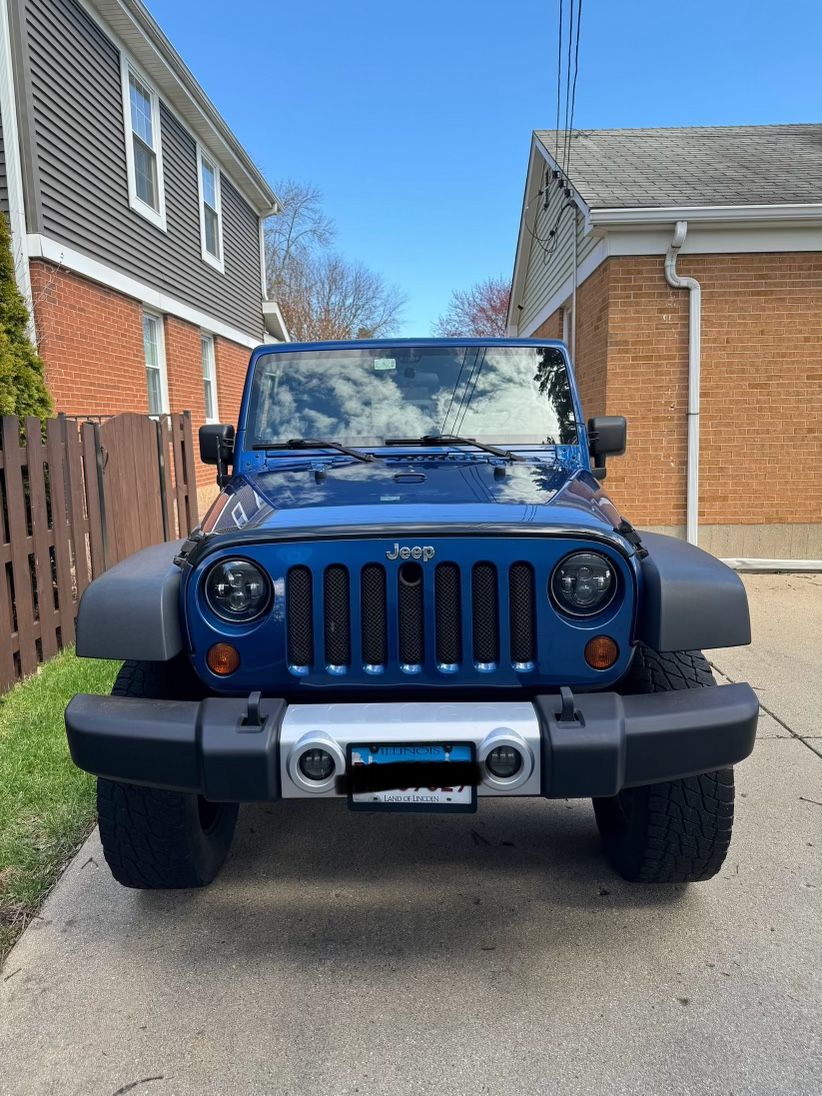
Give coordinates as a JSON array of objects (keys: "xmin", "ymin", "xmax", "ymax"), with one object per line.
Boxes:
[
  {"xmin": 432, "ymin": 276, "xmax": 511, "ymax": 338},
  {"xmin": 265, "ymin": 178, "xmax": 405, "ymax": 342}
]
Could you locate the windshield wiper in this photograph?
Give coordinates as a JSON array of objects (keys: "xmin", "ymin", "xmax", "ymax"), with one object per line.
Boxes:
[
  {"xmin": 253, "ymin": 438, "xmax": 376, "ymax": 463},
  {"xmin": 384, "ymin": 434, "xmax": 526, "ymax": 462}
]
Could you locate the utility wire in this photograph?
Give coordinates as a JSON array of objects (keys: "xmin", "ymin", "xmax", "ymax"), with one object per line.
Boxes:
[
  {"xmin": 561, "ymin": 0, "xmax": 575, "ymax": 175},
  {"xmin": 554, "ymin": 0, "xmax": 564, "ymax": 164},
  {"xmin": 566, "ymin": 0, "xmax": 583, "ymax": 177}
]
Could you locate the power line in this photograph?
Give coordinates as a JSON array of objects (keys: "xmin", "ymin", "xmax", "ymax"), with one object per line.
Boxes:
[
  {"xmin": 566, "ymin": 0, "xmax": 583, "ymax": 177},
  {"xmin": 554, "ymin": 0, "xmax": 563, "ymax": 164},
  {"xmin": 561, "ymin": 0, "xmax": 575, "ymax": 176}
]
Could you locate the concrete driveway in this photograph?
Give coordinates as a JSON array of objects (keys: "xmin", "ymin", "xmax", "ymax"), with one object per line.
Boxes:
[{"xmin": 1, "ymin": 575, "xmax": 820, "ymax": 1096}]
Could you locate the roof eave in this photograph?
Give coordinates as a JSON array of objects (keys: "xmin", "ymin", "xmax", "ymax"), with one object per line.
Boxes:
[
  {"xmin": 86, "ymin": 0, "xmax": 279, "ymax": 216},
  {"xmin": 589, "ymin": 202, "xmax": 822, "ymax": 229}
]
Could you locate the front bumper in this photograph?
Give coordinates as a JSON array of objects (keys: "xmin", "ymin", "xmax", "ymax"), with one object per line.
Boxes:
[{"xmin": 65, "ymin": 683, "xmax": 759, "ymax": 802}]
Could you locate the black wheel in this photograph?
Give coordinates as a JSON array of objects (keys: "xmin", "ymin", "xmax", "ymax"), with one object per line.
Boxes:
[
  {"xmin": 593, "ymin": 648, "xmax": 735, "ymax": 884},
  {"xmin": 97, "ymin": 658, "xmax": 239, "ymax": 890}
]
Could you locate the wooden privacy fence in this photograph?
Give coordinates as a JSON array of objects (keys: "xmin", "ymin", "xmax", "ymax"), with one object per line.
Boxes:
[{"xmin": 0, "ymin": 411, "xmax": 199, "ymax": 691}]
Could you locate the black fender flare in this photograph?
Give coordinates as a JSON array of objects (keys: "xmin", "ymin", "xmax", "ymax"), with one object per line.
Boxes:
[
  {"xmin": 636, "ymin": 532, "xmax": 751, "ymax": 651},
  {"xmin": 76, "ymin": 541, "xmax": 184, "ymax": 661}
]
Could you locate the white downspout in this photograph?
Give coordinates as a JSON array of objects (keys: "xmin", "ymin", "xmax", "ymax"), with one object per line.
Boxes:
[{"xmin": 664, "ymin": 220, "xmax": 700, "ymax": 546}]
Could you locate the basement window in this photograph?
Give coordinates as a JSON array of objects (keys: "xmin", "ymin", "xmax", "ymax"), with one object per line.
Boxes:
[
  {"xmin": 121, "ymin": 58, "xmax": 166, "ymax": 230},
  {"xmin": 198, "ymin": 147, "xmax": 224, "ymax": 272}
]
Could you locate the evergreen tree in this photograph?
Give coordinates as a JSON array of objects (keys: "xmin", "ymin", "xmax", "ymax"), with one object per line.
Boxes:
[{"xmin": 0, "ymin": 214, "xmax": 52, "ymax": 418}]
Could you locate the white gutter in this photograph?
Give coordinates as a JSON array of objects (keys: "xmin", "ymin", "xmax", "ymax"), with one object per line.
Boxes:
[
  {"xmin": 590, "ymin": 202, "xmax": 822, "ymax": 227},
  {"xmin": 664, "ymin": 221, "xmax": 701, "ymax": 546}
]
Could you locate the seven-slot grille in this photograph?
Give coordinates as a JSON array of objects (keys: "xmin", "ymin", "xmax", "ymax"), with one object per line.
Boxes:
[{"xmin": 286, "ymin": 560, "xmax": 536, "ymax": 675}]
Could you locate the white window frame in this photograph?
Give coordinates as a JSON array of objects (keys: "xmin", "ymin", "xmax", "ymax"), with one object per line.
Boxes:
[
  {"xmin": 121, "ymin": 54, "xmax": 167, "ymax": 232},
  {"xmin": 200, "ymin": 332, "xmax": 219, "ymax": 423},
  {"xmin": 197, "ymin": 145, "xmax": 225, "ymax": 273},
  {"xmin": 142, "ymin": 310, "xmax": 170, "ymax": 415}
]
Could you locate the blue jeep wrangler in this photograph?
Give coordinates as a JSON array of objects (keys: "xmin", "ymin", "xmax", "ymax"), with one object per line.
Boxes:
[{"xmin": 65, "ymin": 339, "xmax": 758, "ymax": 888}]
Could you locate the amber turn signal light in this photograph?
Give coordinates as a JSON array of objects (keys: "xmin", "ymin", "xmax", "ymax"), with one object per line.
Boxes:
[
  {"xmin": 207, "ymin": 643, "xmax": 240, "ymax": 675},
  {"xmin": 584, "ymin": 635, "xmax": 619, "ymax": 670}
]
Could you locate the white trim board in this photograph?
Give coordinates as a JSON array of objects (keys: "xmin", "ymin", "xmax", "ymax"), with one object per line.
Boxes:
[{"xmin": 27, "ymin": 233, "xmax": 263, "ymax": 349}]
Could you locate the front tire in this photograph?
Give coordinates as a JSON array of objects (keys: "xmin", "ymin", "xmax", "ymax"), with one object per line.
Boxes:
[
  {"xmin": 97, "ymin": 658, "xmax": 238, "ymax": 890},
  {"xmin": 593, "ymin": 648, "xmax": 735, "ymax": 884}
]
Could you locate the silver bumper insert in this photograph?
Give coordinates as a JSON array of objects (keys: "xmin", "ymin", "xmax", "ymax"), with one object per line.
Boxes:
[{"xmin": 279, "ymin": 701, "xmax": 542, "ymax": 798}]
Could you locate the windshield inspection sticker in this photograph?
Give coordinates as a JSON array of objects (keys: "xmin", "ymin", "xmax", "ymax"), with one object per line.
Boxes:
[{"xmin": 374, "ymin": 358, "xmax": 397, "ymax": 371}]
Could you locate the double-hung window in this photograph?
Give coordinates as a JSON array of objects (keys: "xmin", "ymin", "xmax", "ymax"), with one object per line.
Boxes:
[
  {"xmin": 143, "ymin": 313, "xmax": 169, "ymax": 415},
  {"xmin": 122, "ymin": 59, "xmax": 166, "ymax": 230},
  {"xmin": 201, "ymin": 334, "xmax": 219, "ymax": 422},
  {"xmin": 198, "ymin": 147, "xmax": 224, "ymax": 271}
]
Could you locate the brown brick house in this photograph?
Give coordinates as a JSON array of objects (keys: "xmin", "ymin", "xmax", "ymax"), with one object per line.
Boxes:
[
  {"xmin": 507, "ymin": 125, "xmax": 822, "ymax": 561},
  {"xmin": 0, "ymin": 0, "xmax": 287, "ymax": 490}
]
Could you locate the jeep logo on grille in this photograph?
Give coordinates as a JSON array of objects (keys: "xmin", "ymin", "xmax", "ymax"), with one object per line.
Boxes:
[{"xmin": 386, "ymin": 543, "xmax": 435, "ymax": 562}]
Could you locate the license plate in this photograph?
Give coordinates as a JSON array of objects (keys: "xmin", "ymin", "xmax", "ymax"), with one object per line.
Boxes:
[{"xmin": 347, "ymin": 743, "xmax": 477, "ymax": 812}]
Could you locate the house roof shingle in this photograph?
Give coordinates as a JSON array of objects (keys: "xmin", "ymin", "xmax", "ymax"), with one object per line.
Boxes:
[{"xmin": 534, "ymin": 124, "xmax": 822, "ymax": 209}]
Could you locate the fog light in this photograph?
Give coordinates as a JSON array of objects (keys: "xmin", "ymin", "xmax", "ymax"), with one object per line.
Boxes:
[
  {"xmin": 298, "ymin": 748, "xmax": 335, "ymax": 782},
  {"xmin": 584, "ymin": 635, "xmax": 619, "ymax": 670},
  {"xmin": 207, "ymin": 642, "xmax": 240, "ymax": 675},
  {"xmin": 486, "ymin": 744, "xmax": 522, "ymax": 779}
]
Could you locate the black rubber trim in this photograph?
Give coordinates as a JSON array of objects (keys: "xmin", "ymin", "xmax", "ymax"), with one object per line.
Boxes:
[
  {"xmin": 534, "ymin": 682, "xmax": 758, "ymax": 798},
  {"xmin": 183, "ymin": 523, "xmax": 636, "ymax": 569}
]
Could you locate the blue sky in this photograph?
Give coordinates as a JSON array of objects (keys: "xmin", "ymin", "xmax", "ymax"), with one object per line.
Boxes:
[{"xmin": 148, "ymin": 0, "xmax": 822, "ymax": 335}]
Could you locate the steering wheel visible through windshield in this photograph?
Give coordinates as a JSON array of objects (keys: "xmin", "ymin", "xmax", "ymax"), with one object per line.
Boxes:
[{"xmin": 245, "ymin": 345, "xmax": 578, "ymax": 448}]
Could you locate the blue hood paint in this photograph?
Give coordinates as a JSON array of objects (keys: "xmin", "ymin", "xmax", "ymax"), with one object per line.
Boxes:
[{"xmin": 202, "ymin": 452, "xmax": 627, "ymax": 543}]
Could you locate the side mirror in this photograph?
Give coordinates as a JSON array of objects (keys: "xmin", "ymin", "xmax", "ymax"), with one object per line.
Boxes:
[
  {"xmin": 587, "ymin": 416, "xmax": 626, "ymax": 480},
  {"xmin": 199, "ymin": 423, "xmax": 235, "ymax": 487}
]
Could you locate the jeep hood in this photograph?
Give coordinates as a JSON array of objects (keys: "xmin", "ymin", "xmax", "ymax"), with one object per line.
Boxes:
[{"xmin": 201, "ymin": 455, "xmax": 626, "ymax": 541}]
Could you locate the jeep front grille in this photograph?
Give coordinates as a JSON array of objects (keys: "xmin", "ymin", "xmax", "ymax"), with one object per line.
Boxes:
[{"xmin": 285, "ymin": 559, "xmax": 536, "ymax": 677}]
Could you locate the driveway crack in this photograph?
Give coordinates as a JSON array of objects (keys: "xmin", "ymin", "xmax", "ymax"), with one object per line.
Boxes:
[{"xmin": 709, "ymin": 661, "xmax": 820, "ymax": 759}]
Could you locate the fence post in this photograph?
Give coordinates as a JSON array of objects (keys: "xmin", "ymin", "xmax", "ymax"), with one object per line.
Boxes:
[
  {"xmin": 155, "ymin": 416, "xmax": 170, "ymax": 542},
  {"xmin": 92, "ymin": 420, "xmax": 109, "ymax": 572}
]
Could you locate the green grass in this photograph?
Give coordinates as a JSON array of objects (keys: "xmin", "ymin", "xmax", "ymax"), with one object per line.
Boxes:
[{"xmin": 0, "ymin": 649, "xmax": 119, "ymax": 962}]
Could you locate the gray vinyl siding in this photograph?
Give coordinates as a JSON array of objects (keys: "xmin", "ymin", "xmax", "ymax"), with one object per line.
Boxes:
[
  {"xmin": 519, "ymin": 179, "xmax": 598, "ymax": 335},
  {"xmin": 23, "ymin": 0, "xmax": 263, "ymax": 338}
]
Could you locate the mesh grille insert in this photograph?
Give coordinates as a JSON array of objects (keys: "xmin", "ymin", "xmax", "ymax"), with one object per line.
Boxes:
[
  {"xmin": 509, "ymin": 562, "xmax": 536, "ymax": 664},
  {"xmin": 323, "ymin": 565, "xmax": 350, "ymax": 666},
  {"xmin": 286, "ymin": 565, "xmax": 313, "ymax": 667},
  {"xmin": 435, "ymin": 563, "xmax": 462, "ymax": 665},
  {"xmin": 472, "ymin": 562, "xmax": 499, "ymax": 664},
  {"xmin": 361, "ymin": 563, "xmax": 387, "ymax": 666},
  {"xmin": 398, "ymin": 562, "xmax": 424, "ymax": 665}
]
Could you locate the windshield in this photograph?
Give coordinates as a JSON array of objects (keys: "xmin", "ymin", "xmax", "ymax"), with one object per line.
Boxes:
[{"xmin": 245, "ymin": 345, "xmax": 578, "ymax": 448}]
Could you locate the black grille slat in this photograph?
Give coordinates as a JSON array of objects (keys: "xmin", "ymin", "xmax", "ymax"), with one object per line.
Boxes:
[
  {"xmin": 324, "ymin": 565, "xmax": 350, "ymax": 666},
  {"xmin": 286, "ymin": 566, "xmax": 313, "ymax": 667},
  {"xmin": 472, "ymin": 562, "xmax": 499, "ymax": 665},
  {"xmin": 398, "ymin": 564, "xmax": 424, "ymax": 665},
  {"xmin": 361, "ymin": 563, "xmax": 387, "ymax": 666},
  {"xmin": 509, "ymin": 562, "xmax": 536, "ymax": 664},
  {"xmin": 435, "ymin": 563, "xmax": 462, "ymax": 665}
]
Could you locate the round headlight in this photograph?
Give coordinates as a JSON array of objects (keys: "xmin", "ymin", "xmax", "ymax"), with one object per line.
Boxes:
[
  {"xmin": 550, "ymin": 551, "xmax": 616, "ymax": 617},
  {"xmin": 205, "ymin": 558, "xmax": 271, "ymax": 623}
]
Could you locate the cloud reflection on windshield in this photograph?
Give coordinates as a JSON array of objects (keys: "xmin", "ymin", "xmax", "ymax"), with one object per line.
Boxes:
[{"xmin": 249, "ymin": 346, "xmax": 577, "ymax": 446}]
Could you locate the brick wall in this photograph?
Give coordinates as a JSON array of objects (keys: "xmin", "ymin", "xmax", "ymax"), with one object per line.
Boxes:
[
  {"xmin": 558, "ymin": 251, "xmax": 822, "ymax": 529},
  {"xmin": 215, "ymin": 336, "xmax": 250, "ymax": 426},
  {"xmin": 30, "ymin": 260, "xmax": 256, "ymax": 490},
  {"xmin": 30, "ymin": 260, "xmax": 147, "ymax": 416}
]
